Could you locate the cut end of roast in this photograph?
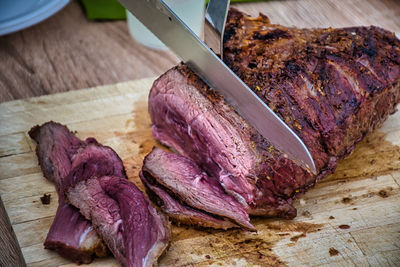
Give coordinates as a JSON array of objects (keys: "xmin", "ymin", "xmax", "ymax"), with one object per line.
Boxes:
[{"xmin": 143, "ymin": 8, "xmax": 400, "ymax": 225}]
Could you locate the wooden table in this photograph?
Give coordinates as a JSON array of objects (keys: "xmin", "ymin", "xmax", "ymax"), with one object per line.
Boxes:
[{"xmin": 0, "ymin": 0, "xmax": 399, "ymax": 266}]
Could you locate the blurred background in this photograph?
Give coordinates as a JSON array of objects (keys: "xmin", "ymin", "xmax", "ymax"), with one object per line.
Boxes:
[{"xmin": 0, "ymin": 0, "xmax": 399, "ymax": 103}]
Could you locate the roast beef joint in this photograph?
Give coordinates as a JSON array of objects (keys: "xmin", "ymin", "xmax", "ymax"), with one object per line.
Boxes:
[{"xmin": 142, "ymin": 9, "xmax": 400, "ymax": 229}]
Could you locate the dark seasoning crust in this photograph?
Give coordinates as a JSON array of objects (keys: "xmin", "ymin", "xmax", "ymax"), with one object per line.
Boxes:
[
  {"xmin": 222, "ymin": 9, "xmax": 400, "ymax": 215},
  {"xmin": 145, "ymin": 7, "xmax": 400, "ymax": 225},
  {"xmin": 224, "ymin": 9, "xmax": 400, "ymax": 213},
  {"xmin": 223, "ymin": 9, "xmax": 400, "ymax": 166}
]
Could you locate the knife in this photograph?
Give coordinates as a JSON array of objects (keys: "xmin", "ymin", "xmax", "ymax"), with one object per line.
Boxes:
[
  {"xmin": 119, "ymin": 0, "xmax": 317, "ymax": 175},
  {"xmin": 205, "ymin": 0, "xmax": 229, "ymax": 59}
]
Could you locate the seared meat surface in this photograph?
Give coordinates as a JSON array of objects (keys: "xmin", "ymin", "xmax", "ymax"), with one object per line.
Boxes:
[{"xmin": 145, "ymin": 9, "xmax": 400, "ymax": 222}]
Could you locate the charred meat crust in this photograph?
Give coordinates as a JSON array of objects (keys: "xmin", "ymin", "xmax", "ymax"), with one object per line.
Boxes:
[{"xmin": 146, "ymin": 9, "xmax": 400, "ymax": 220}]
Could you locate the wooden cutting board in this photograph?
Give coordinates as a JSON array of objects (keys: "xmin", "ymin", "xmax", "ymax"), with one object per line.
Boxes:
[
  {"xmin": 0, "ymin": 77, "xmax": 399, "ymax": 267},
  {"xmin": 1, "ymin": 0, "xmax": 400, "ymax": 265}
]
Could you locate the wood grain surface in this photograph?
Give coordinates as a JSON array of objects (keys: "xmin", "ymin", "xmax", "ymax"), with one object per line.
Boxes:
[
  {"xmin": 0, "ymin": 196, "xmax": 26, "ymax": 267},
  {"xmin": 0, "ymin": 77, "xmax": 399, "ymax": 266},
  {"xmin": 0, "ymin": 0, "xmax": 179, "ymax": 103},
  {"xmin": 0, "ymin": 0, "xmax": 399, "ymax": 266}
]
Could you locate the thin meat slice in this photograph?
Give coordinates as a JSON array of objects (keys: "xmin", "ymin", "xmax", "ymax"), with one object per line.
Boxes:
[
  {"xmin": 66, "ymin": 176, "xmax": 170, "ymax": 267},
  {"xmin": 29, "ymin": 122, "xmax": 84, "ymax": 189},
  {"xmin": 62, "ymin": 141, "xmax": 127, "ymax": 191},
  {"xmin": 101, "ymin": 176, "xmax": 170, "ymax": 267},
  {"xmin": 29, "ymin": 122, "xmax": 107, "ymax": 263},
  {"xmin": 141, "ymin": 148, "xmax": 255, "ymax": 231},
  {"xmin": 141, "ymin": 171, "xmax": 239, "ymax": 230},
  {"xmin": 44, "ymin": 198, "xmax": 108, "ymax": 263},
  {"xmin": 61, "ymin": 138, "xmax": 171, "ymax": 266},
  {"xmin": 67, "ymin": 177, "xmax": 125, "ymax": 264}
]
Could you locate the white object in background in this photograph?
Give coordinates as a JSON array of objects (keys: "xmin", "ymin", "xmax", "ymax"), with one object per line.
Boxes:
[
  {"xmin": 127, "ymin": 0, "xmax": 205, "ymax": 50},
  {"xmin": 0, "ymin": 0, "xmax": 70, "ymax": 36}
]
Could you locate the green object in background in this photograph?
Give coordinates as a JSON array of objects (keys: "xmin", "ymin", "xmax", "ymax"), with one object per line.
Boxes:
[
  {"xmin": 81, "ymin": 0, "xmax": 126, "ymax": 20},
  {"xmin": 207, "ymin": 0, "xmax": 267, "ymax": 3},
  {"xmin": 81, "ymin": 0, "xmax": 267, "ymax": 21}
]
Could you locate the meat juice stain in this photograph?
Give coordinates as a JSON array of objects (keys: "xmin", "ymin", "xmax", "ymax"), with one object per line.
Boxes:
[
  {"xmin": 113, "ymin": 100, "xmax": 158, "ymax": 189},
  {"xmin": 335, "ymin": 186, "xmax": 394, "ymax": 206},
  {"xmin": 125, "ymin": 102, "xmax": 396, "ymax": 265},
  {"xmin": 325, "ymin": 131, "xmax": 400, "ymax": 181},
  {"xmin": 163, "ymin": 220, "xmax": 324, "ymax": 266},
  {"xmin": 329, "ymin": 247, "xmax": 339, "ymax": 256}
]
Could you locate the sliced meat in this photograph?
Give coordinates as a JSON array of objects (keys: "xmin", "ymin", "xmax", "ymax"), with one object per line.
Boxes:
[
  {"xmin": 62, "ymin": 142, "xmax": 126, "ymax": 191},
  {"xmin": 67, "ymin": 177, "xmax": 125, "ymax": 264},
  {"xmin": 66, "ymin": 176, "xmax": 170, "ymax": 267},
  {"xmin": 100, "ymin": 176, "xmax": 170, "ymax": 267},
  {"xmin": 31, "ymin": 122, "xmax": 169, "ymax": 266},
  {"xmin": 141, "ymin": 171, "xmax": 239, "ymax": 230},
  {"xmin": 29, "ymin": 122, "xmax": 107, "ymax": 263},
  {"xmin": 147, "ymin": 9, "xmax": 400, "ymax": 219},
  {"xmin": 141, "ymin": 148, "xmax": 255, "ymax": 231},
  {"xmin": 29, "ymin": 122, "xmax": 84, "ymax": 189},
  {"xmin": 44, "ymin": 198, "xmax": 108, "ymax": 263}
]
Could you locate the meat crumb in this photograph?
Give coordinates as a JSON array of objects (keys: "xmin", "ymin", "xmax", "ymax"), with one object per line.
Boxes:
[
  {"xmin": 301, "ymin": 210, "xmax": 311, "ymax": 217},
  {"xmin": 205, "ymin": 255, "xmax": 211, "ymax": 259},
  {"xmin": 378, "ymin": 190, "xmax": 388, "ymax": 198},
  {"xmin": 329, "ymin": 247, "xmax": 339, "ymax": 256},
  {"xmin": 341, "ymin": 197, "xmax": 351, "ymax": 204},
  {"xmin": 40, "ymin": 193, "xmax": 51, "ymax": 205},
  {"xmin": 290, "ymin": 233, "xmax": 306, "ymax": 242}
]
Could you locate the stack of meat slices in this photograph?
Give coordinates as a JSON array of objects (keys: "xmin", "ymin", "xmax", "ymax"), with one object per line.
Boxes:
[
  {"xmin": 141, "ymin": 9, "xmax": 400, "ymax": 229},
  {"xmin": 30, "ymin": 122, "xmax": 170, "ymax": 266}
]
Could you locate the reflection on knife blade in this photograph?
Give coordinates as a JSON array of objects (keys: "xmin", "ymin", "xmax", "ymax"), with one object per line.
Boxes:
[{"xmin": 118, "ymin": 0, "xmax": 316, "ymax": 174}]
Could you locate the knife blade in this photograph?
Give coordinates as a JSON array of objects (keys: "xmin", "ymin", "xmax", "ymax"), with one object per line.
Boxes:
[
  {"xmin": 205, "ymin": 0, "xmax": 229, "ymax": 59},
  {"xmin": 119, "ymin": 0, "xmax": 316, "ymax": 175}
]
